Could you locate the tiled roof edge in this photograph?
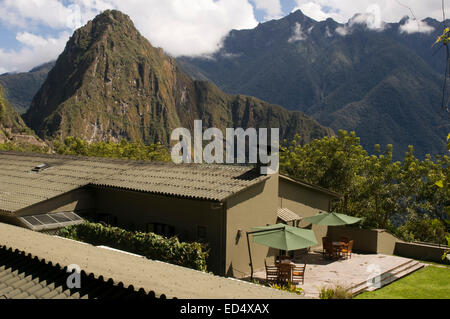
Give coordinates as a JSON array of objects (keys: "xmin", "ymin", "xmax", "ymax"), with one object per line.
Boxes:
[{"xmin": 279, "ymin": 175, "xmax": 342, "ymax": 198}]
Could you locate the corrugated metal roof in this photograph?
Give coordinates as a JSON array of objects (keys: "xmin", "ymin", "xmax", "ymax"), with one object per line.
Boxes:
[
  {"xmin": 0, "ymin": 246, "xmax": 159, "ymax": 299},
  {"xmin": 0, "ymin": 222, "xmax": 301, "ymax": 299},
  {"xmin": 277, "ymin": 207, "xmax": 302, "ymax": 222},
  {"xmin": 0, "ymin": 151, "xmax": 269, "ymax": 213}
]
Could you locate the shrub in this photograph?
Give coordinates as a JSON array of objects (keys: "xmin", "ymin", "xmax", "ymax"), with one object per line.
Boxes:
[
  {"xmin": 269, "ymin": 283, "xmax": 304, "ymax": 296},
  {"xmin": 54, "ymin": 136, "xmax": 171, "ymax": 162},
  {"xmin": 319, "ymin": 285, "xmax": 353, "ymax": 299},
  {"xmin": 57, "ymin": 222, "xmax": 209, "ymax": 272},
  {"xmin": 397, "ymin": 218, "xmax": 449, "ymax": 245}
]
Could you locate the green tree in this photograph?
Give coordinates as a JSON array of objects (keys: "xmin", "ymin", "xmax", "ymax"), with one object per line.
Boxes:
[
  {"xmin": 280, "ymin": 131, "xmax": 449, "ymax": 244},
  {"xmin": 54, "ymin": 136, "xmax": 171, "ymax": 162}
]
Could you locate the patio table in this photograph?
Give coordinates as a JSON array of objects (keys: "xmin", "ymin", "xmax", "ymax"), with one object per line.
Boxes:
[
  {"xmin": 332, "ymin": 242, "xmax": 346, "ymax": 258},
  {"xmin": 332, "ymin": 241, "xmax": 345, "ymax": 247},
  {"xmin": 276, "ymin": 262, "xmax": 294, "ymax": 284}
]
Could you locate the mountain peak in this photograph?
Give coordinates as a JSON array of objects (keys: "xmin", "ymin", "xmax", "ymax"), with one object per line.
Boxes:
[
  {"xmin": 91, "ymin": 9, "xmax": 134, "ymax": 27},
  {"xmin": 71, "ymin": 9, "xmax": 140, "ymax": 44},
  {"xmin": 25, "ymin": 10, "xmax": 332, "ymax": 145},
  {"xmin": 290, "ymin": 9, "xmax": 304, "ymax": 17}
]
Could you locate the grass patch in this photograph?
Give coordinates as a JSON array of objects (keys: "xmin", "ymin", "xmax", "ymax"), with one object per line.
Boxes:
[
  {"xmin": 411, "ymin": 259, "xmax": 450, "ymax": 268},
  {"xmin": 355, "ymin": 266, "xmax": 450, "ymax": 299}
]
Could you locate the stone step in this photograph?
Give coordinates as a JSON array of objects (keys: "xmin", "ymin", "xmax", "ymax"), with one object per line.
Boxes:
[
  {"xmin": 351, "ymin": 260, "xmax": 424, "ymax": 295},
  {"xmin": 351, "ymin": 260, "xmax": 413, "ymax": 294},
  {"xmin": 367, "ymin": 262, "xmax": 424, "ymax": 291}
]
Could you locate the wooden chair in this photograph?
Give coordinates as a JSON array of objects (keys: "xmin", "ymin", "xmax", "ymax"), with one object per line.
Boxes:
[
  {"xmin": 264, "ymin": 259, "xmax": 278, "ymax": 283},
  {"xmin": 340, "ymin": 240, "xmax": 354, "ymax": 259},
  {"xmin": 323, "ymin": 237, "xmax": 337, "ymax": 259},
  {"xmin": 291, "ymin": 263, "xmax": 306, "ymax": 285},
  {"xmin": 322, "ymin": 237, "xmax": 329, "ymax": 255},
  {"xmin": 277, "ymin": 263, "xmax": 293, "ymax": 285}
]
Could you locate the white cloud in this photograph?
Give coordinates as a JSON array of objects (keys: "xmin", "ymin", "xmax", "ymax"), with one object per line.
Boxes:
[
  {"xmin": 293, "ymin": 2, "xmax": 340, "ymax": 21},
  {"xmin": 252, "ymin": 0, "xmax": 283, "ymax": 20},
  {"xmin": 288, "ymin": 22, "xmax": 307, "ymax": 42},
  {"xmin": 400, "ymin": 18, "xmax": 435, "ymax": 34},
  {"xmin": 292, "ymin": 0, "xmax": 449, "ymax": 23},
  {"xmin": 0, "ymin": 0, "xmax": 258, "ymax": 72},
  {"xmin": 335, "ymin": 26, "xmax": 348, "ymax": 36},
  {"xmin": 0, "ymin": 0, "xmax": 108, "ymax": 29},
  {"xmin": 0, "ymin": 0, "xmax": 448, "ymax": 72},
  {"xmin": 334, "ymin": 4, "xmax": 386, "ymax": 36},
  {"xmin": 119, "ymin": 0, "xmax": 258, "ymax": 57},
  {"xmin": 352, "ymin": 4, "xmax": 384, "ymax": 30},
  {"xmin": 0, "ymin": 31, "xmax": 70, "ymax": 73}
]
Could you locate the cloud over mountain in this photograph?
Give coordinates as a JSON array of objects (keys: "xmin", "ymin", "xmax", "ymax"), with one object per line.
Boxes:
[
  {"xmin": 0, "ymin": 0, "xmax": 258, "ymax": 72},
  {"xmin": 0, "ymin": 0, "xmax": 447, "ymax": 72}
]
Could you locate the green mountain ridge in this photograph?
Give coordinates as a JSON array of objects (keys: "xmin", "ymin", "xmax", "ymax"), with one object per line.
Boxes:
[
  {"xmin": 0, "ymin": 85, "xmax": 29, "ymax": 138},
  {"xmin": 24, "ymin": 10, "xmax": 333, "ymax": 145},
  {"xmin": 0, "ymin": 84, "xmax": 44, "ymax": 147},
  {"xmin": 178, "ymin": 10, "xmax": 450, "ymax": 158},
  {"xmin": 0, "ymin": 61, "xmax": 55, "ymax": 114}
]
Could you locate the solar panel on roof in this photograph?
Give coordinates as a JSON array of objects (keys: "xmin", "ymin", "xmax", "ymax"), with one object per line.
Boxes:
[
  {"xmin": 22, "ymin": 216, "xmax": 43, "ymax": 226},
  {"xmin": 50, "ymin": 213, "xmax": 72, "ymax": 223},
  {"xmin": 34, "ymin": 214, "xmax": 59, "ymax": 225},
  {"xmin": 63, "ymin": 212, "xmax": 83, "ymax": 222},
  {"xmin": 18, "ymin": 212, "xmax": 84, "ymax": 231}
]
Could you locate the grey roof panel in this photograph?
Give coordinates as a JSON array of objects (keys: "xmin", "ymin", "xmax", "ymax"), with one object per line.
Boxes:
[
  {"xmin": 0, "ymin": 151, "xmax": 269, "ymax": 213},
  {"xmin": 0, "ymin": 245, "xmax": 158, "ymax": 299},
  {"xmin": 0, "ymin": 222, "xmax": 302, "ymax": 299}
]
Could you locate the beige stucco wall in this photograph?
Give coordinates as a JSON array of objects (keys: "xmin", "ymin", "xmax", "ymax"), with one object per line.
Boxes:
[
  {"xmin": 14, "ymin": 188, "xmax": 95, "ymax": 217},
  {"xmin": 327, "ymin": 226, "xmax": 399, "ymax": 255},
  {"xmin": 394, "ymin": 242, "xmax": 449, "ymax": 263},
  {"xmin": 327, "ymin": 226, "xmax": 379, "ymax": 253},
  {"xmin": 91, "ymin": 187, "xmax": 226, "ymax": 275},
  {"xmin": 225, "ymin": 174, "xmax": 279, "ymax": 278},
  {"xmin": 278, "ymin": 178, "xmax": 332, "ymax": 247},
  {"xmin": 377, "ymin": 230, "xmax": 399, "ymax": 255}
]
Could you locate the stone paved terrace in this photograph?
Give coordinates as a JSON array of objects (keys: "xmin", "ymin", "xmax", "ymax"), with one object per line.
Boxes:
[{"xmin": 252, "ymin": 252, "xmax": 424, "ymax": 298}]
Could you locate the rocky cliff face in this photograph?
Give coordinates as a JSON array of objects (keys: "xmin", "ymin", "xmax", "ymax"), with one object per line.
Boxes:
[
  {"xmin": 0, "ymin": 85, "xmax": 43, "ymax": 146},
  {"xmin": 25, "ymin": 10, "xmax": 333, "ymax": 145}
]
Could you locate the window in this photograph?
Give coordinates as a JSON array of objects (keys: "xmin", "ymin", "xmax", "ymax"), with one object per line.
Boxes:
[
  {"xmin": 94, "ymin": 213, "xmax": 118, "ymax": 226},
  {"xmin": 146, "ymin": 223, "xmax": 175, "ymax": 238}
]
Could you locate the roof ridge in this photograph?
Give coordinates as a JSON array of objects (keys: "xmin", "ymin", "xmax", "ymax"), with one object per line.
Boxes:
[{"xmin": 0, "ymin": 150, "xmax": 255, "ymax": 170}]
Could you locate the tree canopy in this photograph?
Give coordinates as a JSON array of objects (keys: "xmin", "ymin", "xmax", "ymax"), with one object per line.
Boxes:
[{"xmin": 280, "ymin": 130, "xmax": 449, "ymax": 244}]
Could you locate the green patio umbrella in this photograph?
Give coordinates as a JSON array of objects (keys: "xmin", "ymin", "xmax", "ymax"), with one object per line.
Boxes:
[
  {"xmin": 251, "ymin": 223, "xmax": 318, "ymax": 251},
  {"xmin": 246, "ymin": 223, "xmax": 318, "ymax": 280},
  {"xmin": 303, "ymin": 212, "xmax": 362, "ymax": 226}
]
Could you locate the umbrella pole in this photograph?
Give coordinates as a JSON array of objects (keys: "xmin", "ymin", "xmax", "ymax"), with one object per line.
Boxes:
[
  {"xmin": 246, "ymin": 231, "xmax": 254, "ymax": 281},
  {"xmin": 246, "ymin": 227, "xmax": 285, "ymax": 282}
]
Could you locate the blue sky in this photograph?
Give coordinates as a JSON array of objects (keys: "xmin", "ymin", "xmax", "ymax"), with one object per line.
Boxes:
[
  {"xmin": 0, "ymin": 0, "xmax": 447, "ymax": 73},
  {"xmin": 252, "ymin": 0, "xmax": 298, "ymax": 21}
]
